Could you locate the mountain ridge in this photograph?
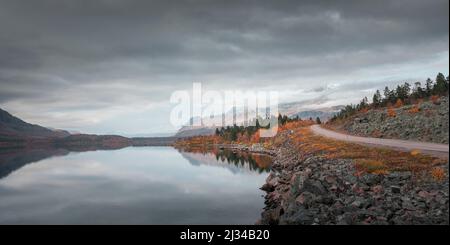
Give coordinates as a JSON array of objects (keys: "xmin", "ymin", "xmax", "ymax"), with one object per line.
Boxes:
[
  {"xmin": 0, "ymin": 108, "xmax": 70, "ymax": 139},
  {"xmin": 175, "ymin": 104, "xmax": 344, "ymax": 137}
]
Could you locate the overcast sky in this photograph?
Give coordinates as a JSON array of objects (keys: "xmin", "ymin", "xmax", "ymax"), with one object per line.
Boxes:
[{"xmin": 0, "ymin": 0, "xmax": 448, "ymax": 135}]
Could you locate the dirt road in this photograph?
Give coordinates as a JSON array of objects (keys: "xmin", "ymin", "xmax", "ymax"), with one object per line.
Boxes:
[{"xmin": 310, "ymin": 125, "xmax": 449, "ymax": 158}]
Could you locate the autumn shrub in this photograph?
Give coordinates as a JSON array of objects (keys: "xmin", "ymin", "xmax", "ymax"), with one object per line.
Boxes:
[
  {"xmin": 355, "ymin": 160, "xmax": 388, "ymax": 174},
  {"xmin": 394, "ymin": 99, "xmax": 404, "ymax": 108},
  {"xmin": 250, "ymin": 131, "xmax": 261, "ymax": 143},
  {"xmin": 408, "ymin": 104, "xmax": 420, "ymax": 114},
  {"xmin": 430, "ymin": 167, "xmax": 446, "ymax": 182},
  {"xmin": 431, "ymin": 95, "xmax": 440, "ymax": 105},
  {"xmin": 360, "ymin": 107, "xmax": 369, "ymax": 113},
  {"xmin": 410, "ymin": 149, "xmax": 421, "ymax": 156},
  {"xmin": 387, "ymin": 107, "xmax": 396, "ymax": 117}
]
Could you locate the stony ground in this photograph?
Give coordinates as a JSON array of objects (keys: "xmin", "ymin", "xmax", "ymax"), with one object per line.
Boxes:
[
  {"xmin": 176, "ymin": 121, "xmax": 449, "ymax": 225},
  {"xmin": 333, "ymin": 96, "xmax": 449, "ymax": 144},
  {"xmin": 256, "ymin": 131, "xmax": 449, "ymax": 225}
]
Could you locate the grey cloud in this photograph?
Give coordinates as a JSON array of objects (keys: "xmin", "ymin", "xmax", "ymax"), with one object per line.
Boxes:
[{"xmin": 0, "ymin": 0, "xmax": 448, "ymax": 133}]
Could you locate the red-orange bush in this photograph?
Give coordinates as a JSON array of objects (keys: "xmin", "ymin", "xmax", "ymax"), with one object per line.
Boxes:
[
  {"xmin": 394, "ymin": 99, "xmax": 404, "ymax": 108},
  {"xmin": 431, "ymin": 95, "xmax": 440, "ymax": 104},
  {"xmin": 431, "ymin": 167, "xmax": 445, "ymax": 182},
  {"xmin": 408, "ymin": 104, "xmax": 420, "ymax": 114},
  {"xmin": 387, "ymin": 107, "xmax": 396, "ymax": 117}
]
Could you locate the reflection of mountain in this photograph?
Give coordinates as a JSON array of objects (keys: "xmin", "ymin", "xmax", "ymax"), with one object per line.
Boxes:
[
  {"xmin": 178, "ymin": 148, "xmax": 271, "ymax": 175},
  {"xmin": 0, "ymin": 148, "xmax": 70, "ymax": 179},
  {"xmin": 54, "ymin": 134, "xmax": 131, "ymax": 151}
]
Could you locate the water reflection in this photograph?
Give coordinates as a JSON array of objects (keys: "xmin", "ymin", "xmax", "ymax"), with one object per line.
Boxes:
[
  {"xmin": 0, "ymin": 148, "xmax": 70, "ymax": 179},
  {"xmin": 177, "ymin": 147, "xmax": 271, "ymax": 174},
  {"xmin": 0, "ymin": 146, "xmax": 271, "ymax": 224}
]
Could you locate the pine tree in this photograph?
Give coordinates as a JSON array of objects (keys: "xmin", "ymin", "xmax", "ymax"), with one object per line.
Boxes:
[
  {"xmin": 372, "ymin": 90, "xmax": 382, "ymax": 107},
  {"xmin": 434, "ymin": 73, "xmax": 449, "ymax": 96},
  {"xmin": 413, "ymin": 82, "xmax": 424, "ymax": 99},
  {"xmin": 396, "ymin": 83, "xmax": 410, "ymax": 101},
  {"xmin": 383, "ymin": 86, "xmax": 394, "ymax": 105},
  {"xmin": 359, "ymin": 96, "xmax": 369, "ymax": 109},
  {"xmin": 425, "ymin": 78, "xmax": 434, "ymax": 96},
  {"xmin": 316, "ymin": 117, "xmax": 321, "ymax": 124}
]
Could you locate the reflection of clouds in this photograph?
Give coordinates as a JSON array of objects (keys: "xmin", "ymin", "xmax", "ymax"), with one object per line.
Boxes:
[{"xmin": 0, "ymin": 147, "xmax": 268, "ymax": 224}]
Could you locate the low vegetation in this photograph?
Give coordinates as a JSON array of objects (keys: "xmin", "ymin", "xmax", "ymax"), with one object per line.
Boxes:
[
  {"xmin": 176, "ymin": 116, "xmax": 447, "ymax": 180},
  {"xmin": 288, "ymin": 127, "xmax": 446, "ymax": 178}
]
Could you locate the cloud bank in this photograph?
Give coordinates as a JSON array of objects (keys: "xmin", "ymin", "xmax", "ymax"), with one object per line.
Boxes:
[{"xmin": 0, "ymin": 0, "xmax": 448, "ymax": 134}]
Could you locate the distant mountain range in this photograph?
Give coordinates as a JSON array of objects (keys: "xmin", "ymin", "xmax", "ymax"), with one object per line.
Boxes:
[
  {"xmin": 175, "ymin": 126, "xmax": 217, "ymax": 137},
  {"xmin": 175, "ymin": 103, "xmax": 344, "ymax": 137},
  {"xmin": 278, "ymin": 103, "xmax": 345, "ymax": 120},
  {"xmin": 1, "ymin": 101, "xmax": 345, "ymax": 144},
  {"xmin": 0, "ymin": 107, "xmax": 175, "ymax": 149}
]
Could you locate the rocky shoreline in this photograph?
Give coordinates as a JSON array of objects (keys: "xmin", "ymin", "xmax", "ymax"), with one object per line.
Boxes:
[
  {"xmin": 214, "ymin": 137, "xmax": 449, "ymax": 225},
  {"xmin": 249, "ymin": 139, "xmax": 449, "ymax": 225}
]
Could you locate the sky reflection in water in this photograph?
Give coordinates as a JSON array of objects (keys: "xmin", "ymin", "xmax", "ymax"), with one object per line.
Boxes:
[{"xmin": 0, "ymin": 147, "xmax": 270, "ymax": 224}]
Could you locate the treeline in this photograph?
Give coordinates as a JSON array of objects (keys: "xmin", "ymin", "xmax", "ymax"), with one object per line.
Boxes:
[
  {"xmin": 331, "ymin": 73, "xmax": 449, "ymax": 121},
  {"xmin": 215, "ymin": 114, "xmax": 308, "ymax": 141}
]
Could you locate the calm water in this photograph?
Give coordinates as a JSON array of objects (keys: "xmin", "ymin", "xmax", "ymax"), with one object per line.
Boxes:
[{"xmin": 0, "ymin": 147, "xmax": 271, "ymax": 224}]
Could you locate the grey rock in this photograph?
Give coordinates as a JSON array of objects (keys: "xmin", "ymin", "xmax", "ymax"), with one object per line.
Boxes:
[
  {"xmin": 391, "ymin": 185, "xmax": 401, "ymax": 194},
  {"xmin": 301, "ymin": 180, "xmax": 327, "ymax": 195}
]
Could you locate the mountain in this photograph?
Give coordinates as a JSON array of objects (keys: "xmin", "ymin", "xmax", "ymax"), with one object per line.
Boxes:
[
  {"xmin": 0, "ymin": 108, "xmax": 176, "ymax": 149},
  {"xmin": 289, "ymin": 108, "xmax": 344, "ymax": 121},
  {"xmin": 0, "ymin": 108, "xmax": 70, "ymax": 140},
  {"xmin": 131, "ymin": 137, "xmax": 176, "ymax": 146},
  {"xmin": 174, "ymin": 126, "xmax": 217, "ymax": 138},
  {"xmin": 174, "ymin": 103, "xmax": 344, "ymax": 137},
  {"xmin": 54, "ymin": 134, "xmax": 131, "ymax": 151},
  {"xmin": 278, "ymin": 102, "xmax": 344, "ymax": 121}
]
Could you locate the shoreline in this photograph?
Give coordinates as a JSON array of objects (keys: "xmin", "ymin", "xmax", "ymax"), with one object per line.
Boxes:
[{"xmin": 208, "ymin": 137, "xmax": 449, "ymax": 225}]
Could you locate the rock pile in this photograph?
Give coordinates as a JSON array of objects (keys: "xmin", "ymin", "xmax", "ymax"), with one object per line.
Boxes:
[{"xmin": 259, "ymin": 145, "xmax": 449, "ymax": 225}]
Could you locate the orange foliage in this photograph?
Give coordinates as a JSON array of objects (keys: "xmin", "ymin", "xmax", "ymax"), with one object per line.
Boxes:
[
  {"xmin": 251, "ymin": 130, "xmax": 261, "ymax": 143},
  {"xmin": 175, "ymin": 119, "xmax": 447, "ymax": 178},
  {"xmin": 431, "ymin": 167, "xmax": 445, "ymax": 182},
  {"xmin": 175, "ymin": 120, "xmax": 316, "ymax": 148},
  {"xmin": 287, "ymin": 127, "xmax": 446, "ymax": 175},
  {"xmin": 408, "ymin": 104, "xmax": 420, "ymax": 114},
  {"xmin": 387, "ymin": 107, "xmax": 396, "ymax": 117},
  {"xmin": 410, "ymin": 149, "xmax": 421, "ymax": 156},
  {"xmin": 431, "ymin": 95, "xmax": 440, "ymax": 104},
  {"xmin": 360, "ymin": 107, "xmax": 369, "ymax": 113},
  {"xmin": 394, "ymin": 99, "xmax": 404, "ymax": 108},
  {"xmin": 355, "ymin": 160, "xmax": 388, "ymax": 174}
]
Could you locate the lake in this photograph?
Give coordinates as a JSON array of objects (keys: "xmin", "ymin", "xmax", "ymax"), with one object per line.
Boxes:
[{"xmin": 0, "ymin": 146, "xmax": 271, "ymax": 224}]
